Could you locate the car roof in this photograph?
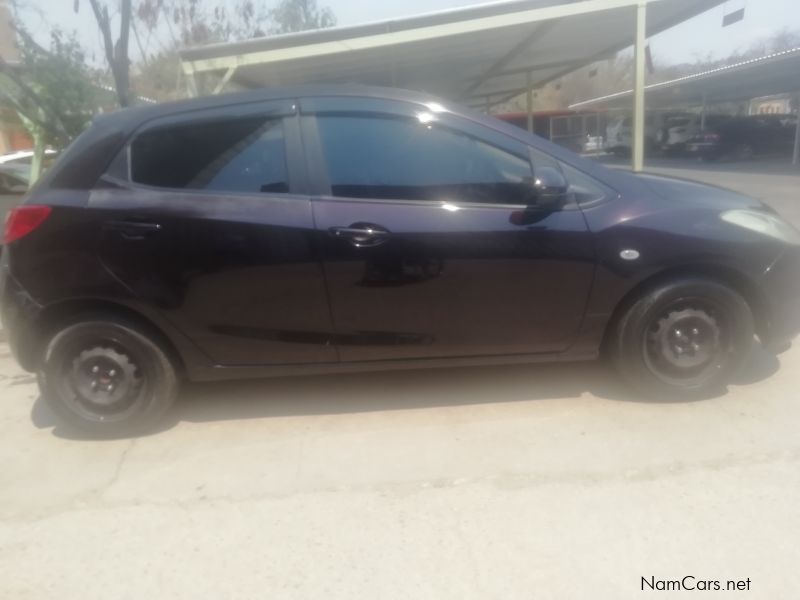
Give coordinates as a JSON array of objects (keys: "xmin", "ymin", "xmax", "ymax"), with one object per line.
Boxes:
[
  {"xmin": 37, "ymin": 83, "xmax": 629, "ymax": 194},
  {"xmin": 94, "ymin": 84, "xmax": 447, "ymax": 130}
]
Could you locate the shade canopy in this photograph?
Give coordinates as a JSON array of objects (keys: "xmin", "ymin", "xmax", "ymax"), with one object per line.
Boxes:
[
  {"xmin": 179, "ymin": 0, "xmax": 725, "ymax": 106},
  {"xmin": 570, "ymin": 46, "xmax": 800, "ymax": 110}
]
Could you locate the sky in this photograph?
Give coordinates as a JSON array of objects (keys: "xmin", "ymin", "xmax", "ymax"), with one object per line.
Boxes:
[{"xmin": 14, "ymin": 0, "xmax": 800, "ymax": 68}]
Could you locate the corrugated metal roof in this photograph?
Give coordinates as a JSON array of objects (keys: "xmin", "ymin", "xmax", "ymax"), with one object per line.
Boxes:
[
  {"xmin": 179, "ymin": 0, "xmax": 725, "ymax": 106},
  {"xmin": 570, "ymin": 47, "xmax": 800, "ymax": 109}
]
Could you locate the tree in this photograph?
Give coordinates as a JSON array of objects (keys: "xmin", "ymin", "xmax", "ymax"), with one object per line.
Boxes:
[
  {"xmin": 136, "ymin": 0, "xmax": 272, "ymax": 50},
  {"xmin": 0, "ymin": 27, "xmax": 98, "ymax": 185},
  {"xmin": 269, "ymin": 0, "xmax": 336, "ymax": 35},
  {"xmin": 74, "ymin": 0, "xmax": 133, "ymax": 107},
  {"xmin": 132, "ymin": 0, "xmax": 337, "ymax": 101}
]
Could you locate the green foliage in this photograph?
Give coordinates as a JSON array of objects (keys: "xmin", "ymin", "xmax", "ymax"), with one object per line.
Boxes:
[{"xmin": 0, "ymin": 27, "xmax": 98, "ymax": 146}]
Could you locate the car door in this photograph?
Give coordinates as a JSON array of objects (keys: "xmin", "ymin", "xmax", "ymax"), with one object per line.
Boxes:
[
  {"xmin": 93, "ymin": 99, "xmax": 338, "ymax": 366},
  {"xmin": 300, "ymin": 97, "xmax": 596, "ymax": 362}
]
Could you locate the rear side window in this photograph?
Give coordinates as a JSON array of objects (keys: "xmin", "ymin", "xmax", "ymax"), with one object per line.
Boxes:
[
  {"xmin": 130, "ymin": 116, "xmax": 288, "ymax": 193},
  {"xmin": 315, "ymin": 115, "xmax": 534, "ymax": 204}
]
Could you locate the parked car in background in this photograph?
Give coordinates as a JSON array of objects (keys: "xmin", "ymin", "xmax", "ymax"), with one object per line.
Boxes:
[
  {"xmin": 0, "ymin": 165, "xmax": 29, "ymax": 195},
  {"xmin": 582, "ymin": 134, "xmax": 605, "ymax": 154},
  {"xmin": 0, "ymin": 149, "xmax": 59, "ymax": 168},
  {"xmin": 0, "ymin": 166, "xmax": 29, "ymax": 225},
  {"xmin": 686, "ymin": 114, "xmax": 798, "ymax": 161},
  {"xmin": 658, "ymin": 114, "xmax": 730, "ymax": 154},
  {"xmin": 3, "ymin": 86, "xmax": 800, "ymax": 434},
  {"xmin": 606, "ymin": 112, "xmax": 693, "ymax": 157},
  {"xmin": 496, "ymin": 111, "xmax": 604, "ymax": 155}
]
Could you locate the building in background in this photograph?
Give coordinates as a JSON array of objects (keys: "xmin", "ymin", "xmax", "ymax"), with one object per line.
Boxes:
[{"xmin": 750, "ymin": 94, "xmax": 796, "ymax": 115}]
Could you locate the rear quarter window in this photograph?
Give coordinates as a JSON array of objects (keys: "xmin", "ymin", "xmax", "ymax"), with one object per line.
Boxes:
[{"xmin": 130, "ymin": 116, "xmax": 289, "ymax": 194}]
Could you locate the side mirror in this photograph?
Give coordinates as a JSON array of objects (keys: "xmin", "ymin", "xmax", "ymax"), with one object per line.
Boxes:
[{"xmin": 531, "ymin": 166, "xmax": 568, "ymax": 209}]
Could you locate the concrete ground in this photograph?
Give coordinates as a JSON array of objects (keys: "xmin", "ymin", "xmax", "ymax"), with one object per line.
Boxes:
[{"xmin": 1, "ymin": 160, "xmax": 800, "ymax": 599}]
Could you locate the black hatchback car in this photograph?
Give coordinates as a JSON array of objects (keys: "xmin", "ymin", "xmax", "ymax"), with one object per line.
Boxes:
[
  {"xmin": 2, "ymin": 86, "xmax": 800, "ymax": 433},
  {"xmin": 686, "ymin": 114, "xmax": 798, "ymax": 161}
]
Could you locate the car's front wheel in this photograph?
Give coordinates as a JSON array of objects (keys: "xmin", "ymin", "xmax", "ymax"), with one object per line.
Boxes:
[
  {"xmin": 38, "ymin": 317, "xmax": 179, "ymax": 435},
  {"xmin": 609, "ymin": 278, "xmax": 754, "ymax": 398}
]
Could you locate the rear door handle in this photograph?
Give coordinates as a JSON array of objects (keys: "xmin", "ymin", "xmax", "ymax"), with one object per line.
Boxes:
[
  {"xmin": 329, "ymin": 223, "xmax": 391, "ymax": 247},
  {"xmin": 104, "ymin": 220, "xmax": 162, "ymax": 240}
]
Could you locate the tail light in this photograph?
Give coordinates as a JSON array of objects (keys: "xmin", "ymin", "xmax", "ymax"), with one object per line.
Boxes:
[{"xmin": 3, "ymin": 205, "xmax": 52, "ymax": 244}]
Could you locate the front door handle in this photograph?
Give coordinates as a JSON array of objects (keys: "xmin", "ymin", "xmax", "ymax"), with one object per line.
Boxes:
[
  {"xmin": 104, "ymin": 220, "xmax": 162, "ymax": 241},
  {"xmin": 329, "ymin": 223, "xmax": 391, "ymax": 247}
]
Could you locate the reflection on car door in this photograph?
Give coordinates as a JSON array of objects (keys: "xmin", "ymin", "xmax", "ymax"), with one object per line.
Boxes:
[
  {"xmin": 302, "ymin": 97, "xmax": 595, "ymax": 362},
  {"xmin": 94, "ymin": 100, "xmax": 338, "ymax": 366}
]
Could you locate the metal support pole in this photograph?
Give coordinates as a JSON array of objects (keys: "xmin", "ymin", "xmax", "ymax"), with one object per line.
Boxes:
[
  {"xmin": 632, "ymin": 1, "xmax": 647, "ymax": 172},
  {"xmin": 794, "ymin": 93, "xmax": 800, "ymax": 166},
  {"xmin": 185, "ymin": 69, "xmax": 199, "ymax": 98},
  {"xmin": 526, "ymin": 70, "xmax": 534, "ymax": 133},
  {"xmin": 212, "ymin": 67, "xmax": 236, "ymax": 95},
  {"xmin": 700, "ymin": 91, "xmax": 708, "ymax": 131}
]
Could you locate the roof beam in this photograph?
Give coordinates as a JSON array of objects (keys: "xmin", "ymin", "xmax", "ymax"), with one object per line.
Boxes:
[
  {"xmin": 463, "ymin": 86, "xmax": 532, "ymax": 102},
  {"xmin": 461, "ymin": 20, "xmax": 557, "ymax": 97},
  {"xmin": 182, "ymin": 0, "xmax": 655, "ymax": 74},
  {"xmin": 212, "ymin": 66, "xmax": 237, "ymax": 94},
  {"xmin": 467, "ymin": 56, "xmax": 611, "ymax": 82},
  {"xmin": 569, "ymin": 46, "xmax": 800, "ymax": 109},
  {"xmin": 466, "ymin": 0, "xmax": 728, "ymax": 107}
]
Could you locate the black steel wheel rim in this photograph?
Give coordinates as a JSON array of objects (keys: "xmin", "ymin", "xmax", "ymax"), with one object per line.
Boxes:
[
  {"xmin": 642, "ymin": 297, "xmax": 731, "ymax": 387},
  {"xmin": 55, "ymin": 336, "xmax": 150, "ymax": 423}
]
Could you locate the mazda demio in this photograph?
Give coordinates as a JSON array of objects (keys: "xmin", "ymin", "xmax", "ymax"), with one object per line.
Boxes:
[{"xmin": 2, "ymin": 86, "xmax": 799, "ymax": 433}]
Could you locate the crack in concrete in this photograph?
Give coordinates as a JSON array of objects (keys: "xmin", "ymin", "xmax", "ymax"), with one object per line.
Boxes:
[
  {"xmin": 3, "ymin": 445, "xmax": 800, "ymax": 524},
  {"xmin": 106, "ymin": 438, "xmax": 137, "ymax": 494}
]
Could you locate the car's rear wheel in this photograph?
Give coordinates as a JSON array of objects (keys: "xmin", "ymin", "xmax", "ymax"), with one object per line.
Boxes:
[
  {"xmin": 38, "ymin": 317, "xmax": 179, "ymax": 435},
  {"xmin": 609, "ymin": 278, "xmax": 754, "ymax": 398}
]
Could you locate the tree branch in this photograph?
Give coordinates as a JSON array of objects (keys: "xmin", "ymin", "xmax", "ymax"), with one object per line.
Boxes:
[
  {"xmin": 89, "ymin": 0, "xmax": 115, "ymax": 66},
  {"xmin": 115, "ymin": 0, "xmax": 132, "ymax": 105},
  {"xmin": 87, "ymin": 0, "xmax": 131, "ymax": 107},
  {"xmin": 9, "ymin": 22, "xmax": 49, "ymax": 56},
  {"xmin": 0, "ymin": 57, "xmax": 70, "ymax": 140}
]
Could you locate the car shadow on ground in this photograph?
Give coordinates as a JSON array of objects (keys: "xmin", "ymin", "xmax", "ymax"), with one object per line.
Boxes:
[{"xmin": 31, "ymin": 346, "xmax": 781, "ymax": 441}]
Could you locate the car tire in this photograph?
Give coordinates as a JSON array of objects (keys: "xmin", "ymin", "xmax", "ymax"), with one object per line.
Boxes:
[
  {"xmin": 38, "ymin": 317, "xmax": 179, "ymax": 435},
  {"xmin": 608, "ymin": 278, "xmax": 754, "ymax": 398}
]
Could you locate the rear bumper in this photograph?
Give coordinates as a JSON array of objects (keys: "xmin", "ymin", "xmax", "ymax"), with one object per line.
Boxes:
[
  {"xmin": 758, "ymin": 246, "xmax": 800, "ymax": 351},
  {"xmin": 0, "ymin": 266, "xmax": 42, "ymax": 371}
]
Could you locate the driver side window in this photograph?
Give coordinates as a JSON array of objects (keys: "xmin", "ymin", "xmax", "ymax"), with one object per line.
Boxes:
[{"xmin": 315, "ymin": 114, "xmax": 534, "ymax": 205}]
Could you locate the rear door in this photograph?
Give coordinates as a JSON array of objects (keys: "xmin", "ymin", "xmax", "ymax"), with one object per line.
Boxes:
[
  {"xmin": 94, "ymin": 99, "xmax": 338, "ymax": 366},
  {"xmin": 301, "ymin": 97, "xmax": 595, "ymax": 362}
]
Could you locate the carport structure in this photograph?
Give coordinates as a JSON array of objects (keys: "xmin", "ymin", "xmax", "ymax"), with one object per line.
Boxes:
[
  {"xmin": 179, "ymin": 0, "xmax": 726, "ymax": 171},
  {"xmin": 569, "ymin": 46, "xmax": 800, "ymax": 165}
]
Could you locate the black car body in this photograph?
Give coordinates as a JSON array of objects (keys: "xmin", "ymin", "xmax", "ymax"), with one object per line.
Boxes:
[
  {"xmin": 686, "ymin": 114, "xmax": 798, "ymax": 160},
  {"xmin": 2, "ymin": 86, "xmax": 800, "ymax": 433}
]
